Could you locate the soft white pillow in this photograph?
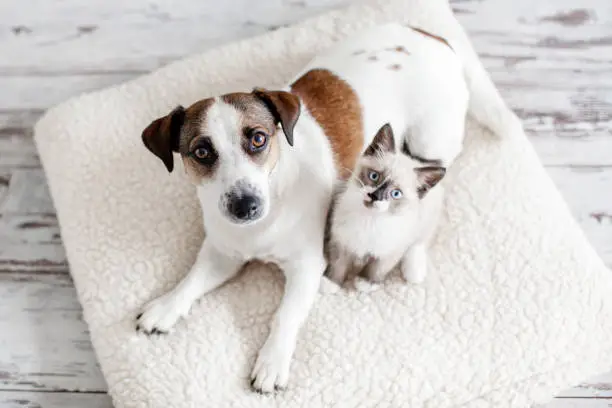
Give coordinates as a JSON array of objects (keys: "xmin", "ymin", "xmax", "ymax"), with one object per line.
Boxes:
[{"xmin": 34, "ymin": 0, "xmax": 612, "ymax": 407}]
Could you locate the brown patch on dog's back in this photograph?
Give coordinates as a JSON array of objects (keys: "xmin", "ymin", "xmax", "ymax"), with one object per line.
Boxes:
[
  {"xmin": 410, "ymin": 26, "xmax": 453, "ymax": 50},
  {"xmin": 291, "ymin": 69, "xmax": 364, "ymax": 179}
]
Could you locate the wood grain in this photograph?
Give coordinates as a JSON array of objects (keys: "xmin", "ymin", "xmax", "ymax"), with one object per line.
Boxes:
[
  {"xmin": 0, "ymin": 0, "xmax": 349, "ymax": 74},
  {"xmin": 1, "ymin": 0, "xmax": 611, "ymax": 406},
  {"xmin": 1, "ymin": 391, "xmax": 111, "ymax": 408},
  {"xmin": 0, "ymin": 274, "xmax": 105, "ymax": 392},
  {"xmin": 541, "ymin": 400, "xmax": 612, "ymax": 408}
]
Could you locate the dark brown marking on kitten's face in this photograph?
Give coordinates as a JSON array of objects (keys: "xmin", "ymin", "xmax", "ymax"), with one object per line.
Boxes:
[
  {"xmin": 415, "ymin": 167, "xmax": 446, "ymax": 198},
  {"xmin": 364, "ymin": 123, "xmax": 395, "ymax": 156}
]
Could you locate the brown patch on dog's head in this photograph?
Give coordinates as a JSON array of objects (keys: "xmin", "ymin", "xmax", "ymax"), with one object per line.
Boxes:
[
  {"xmin": 291, "ymin": 68, "xmax": 364, "ymax": 179},
  {"xmin": 409, "ymin": 26, "xmax": 453, "ymax": 50},
  {"xmin": 250, "ymin": 89, "xmax": 301, "ymax": 146}
]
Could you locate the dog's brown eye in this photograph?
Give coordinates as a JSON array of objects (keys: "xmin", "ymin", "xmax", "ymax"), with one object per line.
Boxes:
[
  {"xmin": 194, "ymin": 147, "xmax": 209, "ymax": 159},
  {"xmin": 250, "ymin": 131, "xmax": 268, "ymax": 151}
]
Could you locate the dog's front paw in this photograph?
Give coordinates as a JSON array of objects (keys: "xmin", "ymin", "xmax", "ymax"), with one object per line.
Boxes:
[
  {"xmin": 135, "ymin": 292, "xmax": 189, "ymax": 335},
  {"xmin": 250, "ymin": 338, "xmax": 291, "ymax": 393}
]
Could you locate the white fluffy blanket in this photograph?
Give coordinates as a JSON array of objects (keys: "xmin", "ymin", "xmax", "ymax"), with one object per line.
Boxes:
[{"xmin": 34, "ymin": 0, "xmax": 612, "ymax": 407}]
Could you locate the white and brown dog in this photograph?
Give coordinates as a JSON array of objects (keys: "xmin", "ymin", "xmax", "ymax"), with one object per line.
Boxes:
[{"xmin": 137, "ymin": 23, "xmax": 520, "ymax": 393}]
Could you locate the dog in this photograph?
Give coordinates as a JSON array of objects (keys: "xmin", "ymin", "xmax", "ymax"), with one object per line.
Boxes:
[{"xmin": 137, "ymin": 23, "xmax": 521, "ymax": 393}]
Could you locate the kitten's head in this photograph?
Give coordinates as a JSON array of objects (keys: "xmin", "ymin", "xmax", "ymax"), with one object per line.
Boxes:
[{"xmin": 346, "ymin": 123, "xmax": 445, "ymax": 214}]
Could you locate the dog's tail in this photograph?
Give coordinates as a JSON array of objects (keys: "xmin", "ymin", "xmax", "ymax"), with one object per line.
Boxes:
[
  {"xmin": 447, "ymin": 33, "xmax": 523, "ymax": 139},
  {"xmin": 458, "ymin": 42, "xmax": 523, "ymax": 139},
  {"xmin": 410, "ymin": 23, "xmax": 523, "ymax": 139}
]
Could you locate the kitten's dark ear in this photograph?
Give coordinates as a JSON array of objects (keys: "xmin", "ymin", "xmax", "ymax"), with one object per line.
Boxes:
[
  {"xmin": 142, "ymin": 106, "xmax": 186, "ymax": 172},
  {"xmin": 365, "ymin": 123, "xmax": 395, "ymax": 156},
  {"xmin": 415, "ymin": 166, "xmax": 446, "ymax": 198},
  {"xmin": 252, "ymin": 88, "xmax": 301, "ymax": 146}
]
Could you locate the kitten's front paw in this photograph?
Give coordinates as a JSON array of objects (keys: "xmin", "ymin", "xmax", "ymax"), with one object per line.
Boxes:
[
  {"xmin": 401, "ymin": 247, "xmax": 427, "ymax": 284},
  {"xmin": 250, "ymin": 337, "xmax": 291, "ymax": 393},
  {"xmin": 319, "ymin": 276, "xmax": 342, "ymax": 294},
  {"xmin": 353, "ymin": 276, "xmax": 381, "ymax": 293},
  {"xmin": 136, "ymin": 292, "xmax": 190, "ymax": 335}
]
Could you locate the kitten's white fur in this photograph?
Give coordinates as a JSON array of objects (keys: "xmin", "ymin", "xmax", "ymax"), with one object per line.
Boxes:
[{"xmin": 326, "ymin": 131, "xmax": 445, "ymax": 289}]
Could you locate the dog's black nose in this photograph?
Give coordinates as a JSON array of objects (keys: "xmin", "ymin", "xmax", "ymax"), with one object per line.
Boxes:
[{"xmin": 229, "ymin": 194, "xmax": 262, "ymax": 221}]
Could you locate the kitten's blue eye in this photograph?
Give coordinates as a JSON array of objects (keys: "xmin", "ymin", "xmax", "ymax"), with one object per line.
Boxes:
[
  {"xmin": 391, "ymin": 189, "xmax": 403, "ymax": 199},
  {"xmin": 368, "ymin": 171, "xmax": 380, "ymax": 182}
]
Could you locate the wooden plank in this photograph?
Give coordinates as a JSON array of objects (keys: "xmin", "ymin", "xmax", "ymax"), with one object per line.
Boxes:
[
  {"xmin": 0, "ymin": 391, "xmax": 111, "ymax": 408},
  {"xmin": 546, "ymin": 166, "xmax": 612, "ymax": 265},
  {"xmin": 529, "ymin": 131, "xmax": 612, "ymax": 167},
  {"xmin": 0, "ymin": 126, "xmax": 39, "ymax": 169},
  {"xmin": 0, "ymin": 75, "xmax": 136, "ymax": 111},
  {"xmin": 543, "ymin": 399, "xmax": 612, "ymax": 408},
  {"xmin": 0, "ymin": 112, "xmax": 41, "ymax": 130},
  {"xmin": 0, "ymin": 0, "xmax": 349, "ymax": 74},
  {"xmin": 0, "ymin": 214, "xmax": 67, "ymax": 273},
  {"xmin": 0, "ymin": 273, "xmax": 106, "ymax": 392},
  {"xmin": 0, "ymin": 169, "xmax": 54, "ymax": 215},
  {"xmin": 559, "ymin": 372, "xmax": 612, "ymax": 398}
]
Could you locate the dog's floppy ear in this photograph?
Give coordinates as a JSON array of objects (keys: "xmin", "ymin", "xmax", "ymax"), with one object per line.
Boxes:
[
  {"xmin": 141, "ymin": 106, "xmax": 186, "ymax": 172},
  {"xmin": 415, "ymin": 166, "xmax": 446, "ymax": 198},
  {"xmin": 252, "ymin": 88, "xmax": 301, "ymax": 146},
  {"xmin": 365, "ymin": 123, "xmax": 395, "ymax": 156}
]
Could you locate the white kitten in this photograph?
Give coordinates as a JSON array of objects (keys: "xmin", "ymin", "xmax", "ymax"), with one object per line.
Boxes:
[{"xmin": 325, "ymin": 124, "xmax": 445, "ymax": 289}]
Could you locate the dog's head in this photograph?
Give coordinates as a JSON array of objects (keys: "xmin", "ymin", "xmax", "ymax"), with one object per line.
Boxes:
[{"xmin": 142, "ymin": 89, "xmax": 301, "ymax": 226}]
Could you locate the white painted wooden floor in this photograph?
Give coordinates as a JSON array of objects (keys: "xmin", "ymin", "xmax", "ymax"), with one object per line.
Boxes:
[{"xmin": 1, "ymin": 0, "xmax": 611, "ymax": 406}]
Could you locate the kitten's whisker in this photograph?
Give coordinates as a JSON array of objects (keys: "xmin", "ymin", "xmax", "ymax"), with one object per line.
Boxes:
[{"xmin": 341, "ymin": 166, "xmax": 355, "ymax": 176}]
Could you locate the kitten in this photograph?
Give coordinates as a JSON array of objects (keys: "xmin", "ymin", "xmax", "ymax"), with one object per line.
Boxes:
[{"xmin": 325, "ymin": 123, "xmax": 445, "ymax": 290}]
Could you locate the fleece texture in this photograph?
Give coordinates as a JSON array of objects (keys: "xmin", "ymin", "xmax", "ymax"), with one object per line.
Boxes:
[{"xmin": 34, "ymin": 0, "xmax": 612, "ymax": 406}]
